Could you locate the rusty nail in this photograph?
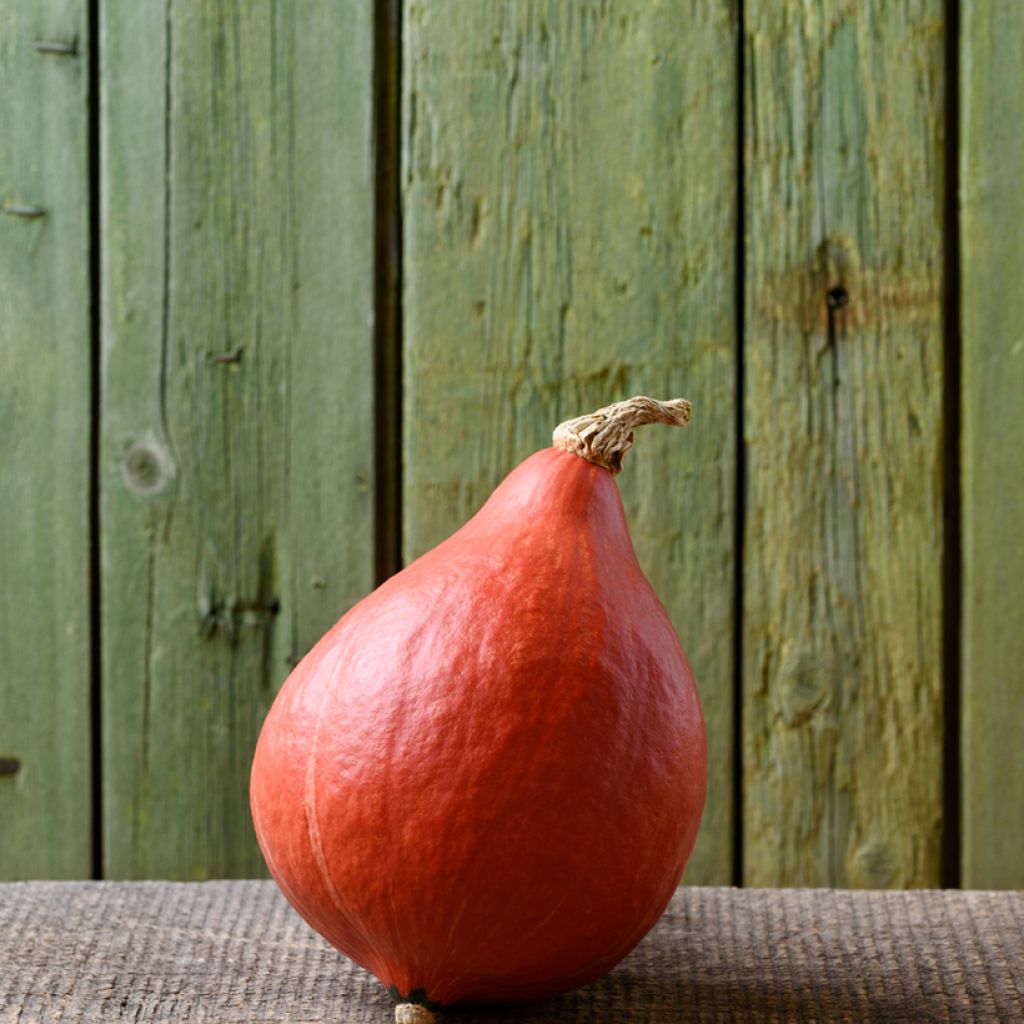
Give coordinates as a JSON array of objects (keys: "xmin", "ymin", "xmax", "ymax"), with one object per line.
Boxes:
[
  {"xmin": 208, "ymin": 346, "xmax": 244, "ymax": 364},
  {"xmin": 1, "ymin": 204, "xmax": 46, "ymax": 219},
  {"xmin": 33, "ymin": 38, "xmax": 78, "ymax": 56},
  {"xmin": 0, "ymin": 757, "xmax": 21, "ymax": 777}
]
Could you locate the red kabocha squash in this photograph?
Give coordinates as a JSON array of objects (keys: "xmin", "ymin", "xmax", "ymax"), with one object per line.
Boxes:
[{"xmin": 250, "ymin": 397, "xmax": 707, "ymax": 1021}]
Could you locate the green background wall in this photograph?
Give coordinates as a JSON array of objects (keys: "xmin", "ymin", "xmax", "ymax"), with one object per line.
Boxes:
[{"xmin": 0, "ymin": 0, "xmax": 1020, "ymax": 888}]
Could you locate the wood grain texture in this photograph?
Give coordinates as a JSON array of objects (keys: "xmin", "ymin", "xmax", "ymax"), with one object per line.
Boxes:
[
  {"xmin": 100, "ymin": 0, "xmax": 376, "ymax": 878},
  {"xmin": 742, "ymin": 0, "xmax": 947, "ymax": 887},
  {"xmin": 960, "ymin": 0, "xmax": 1024, "ymax": 889},
  {"xmin": 403, "ymin": 0, "xmax": 738, "ymax": 884},
  {"xmin": 0, "ymin": 0, "xmax": 92, "ymax": 878},
  {"xmin": 4, "ymin": 882, "xmax": 1024, "ymax": 1021}
]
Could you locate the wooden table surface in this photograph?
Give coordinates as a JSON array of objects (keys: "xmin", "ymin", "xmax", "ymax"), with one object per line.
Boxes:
[{"xmin": 1, "ymin": 881, "xmax": 1020, "ymax": 1023}]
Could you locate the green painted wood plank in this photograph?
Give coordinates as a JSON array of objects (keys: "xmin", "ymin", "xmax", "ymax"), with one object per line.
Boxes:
[
  {"xmin": 742, "ymin": 1, "xmax": 946, "ymax": 887},
  {"xmin": 403, "ymin": 0, "xmax": 738, "ymax": 884},
  {"xmin": 100, "ymin": 0, "xmax": 376, "ymax": 878},
  {"xmin": 960, "ymin": 0, "xmax": 1024, "ymax": 890},
  {"xmin": 0, "ymin": 0, "xmax": 92, "ymax": 878}
]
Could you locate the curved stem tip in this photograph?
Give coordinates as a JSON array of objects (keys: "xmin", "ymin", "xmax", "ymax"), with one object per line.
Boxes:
[{"xmin": 552, "ymin": 395, "xmax": 692, "ymax": 474}]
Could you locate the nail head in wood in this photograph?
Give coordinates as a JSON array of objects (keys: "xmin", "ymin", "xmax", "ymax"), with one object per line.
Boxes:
[
  {"xmin": 208, "ymin": 347, "xmax": 244, "ymax": 365},
  {"xmin": 0, "ymin": 757, "xmax": 21, "ymax": 777},
  {"xmin": 1, "ymin": 204, "xmax": 46, "ymax": 220},
  {"xmin": 33, "ymin": 39, "xmax": 78, "ymax": 56}
]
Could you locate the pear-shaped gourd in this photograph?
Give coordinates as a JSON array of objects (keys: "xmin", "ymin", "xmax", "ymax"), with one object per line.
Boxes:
[{"xmin": 250, "ymin": 397, "xmax": 707, "ymax": 1021}]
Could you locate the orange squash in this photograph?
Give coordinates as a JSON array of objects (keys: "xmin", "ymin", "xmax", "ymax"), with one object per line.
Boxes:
[{"xmin": 250, "ymin": 397, "xmax": 706, "ymax": 1020}]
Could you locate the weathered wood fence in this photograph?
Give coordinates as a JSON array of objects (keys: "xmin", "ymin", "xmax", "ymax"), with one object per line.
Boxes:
[{"xmin": 1, "ymin": 1, "xmax": 1020, "ymax": 888}]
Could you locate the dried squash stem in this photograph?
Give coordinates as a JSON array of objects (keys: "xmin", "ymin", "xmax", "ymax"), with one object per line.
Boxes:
[
  {"xmin": 395, "ymin": 1003, "xmax": 436, "ymax": 1024},
  {"xmin": 552, "ymin": 395, "xmax": 692, "ymax": 474}
]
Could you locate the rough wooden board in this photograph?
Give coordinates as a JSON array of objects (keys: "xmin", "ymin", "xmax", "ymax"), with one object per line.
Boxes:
[
  {"xmin": 960, "ymin": 1, "xmax": 1024, "ymax": 890},
  {"xmin": 403, "ymin": 0, "xmax": 737, "ymax": 885},
  {"xmin": 0, "ymin": 0, "xmax": 92, "ymax": 878},
  {"xmin": 2, "ymin": 881, "xmax": 1023, "ymax": 1022},
  {"xmin": 742, "ymin": 2, "xmax": 946, "ymax": 886},
  {"xmin": 100, "ymin": 1, "xmax": 376, "ymax": 878}
]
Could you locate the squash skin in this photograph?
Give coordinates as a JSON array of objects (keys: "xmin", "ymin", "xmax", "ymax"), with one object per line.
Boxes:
[{"xmin": 250, "ymin": 447, "xmax": 706, "ymax": 1006}]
